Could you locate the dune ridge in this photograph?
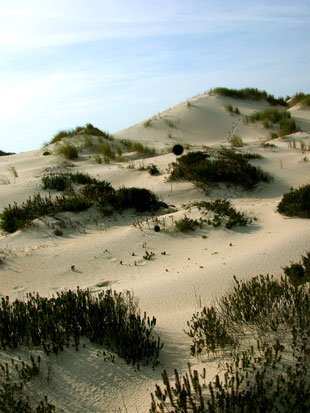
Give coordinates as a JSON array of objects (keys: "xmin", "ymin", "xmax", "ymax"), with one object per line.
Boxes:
[{"xmin": 0, "ymin": 89, "xmax": 309, "ymax": 412}]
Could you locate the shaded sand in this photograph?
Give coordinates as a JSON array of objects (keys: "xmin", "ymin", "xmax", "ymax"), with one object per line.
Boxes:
[{"xmin": 0, "ymin": 93, "xmax": 310, "ymax": 412}]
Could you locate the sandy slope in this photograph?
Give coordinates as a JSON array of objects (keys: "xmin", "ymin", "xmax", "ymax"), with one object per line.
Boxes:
[{"xmin": 0, "ymin": 93, "xmax": 310, "ymax": 412}]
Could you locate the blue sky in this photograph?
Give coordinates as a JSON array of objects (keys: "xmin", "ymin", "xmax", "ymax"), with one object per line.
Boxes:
[{"xmin": 0, "ymin": 0, "xmax": 309, "ymax": 152}]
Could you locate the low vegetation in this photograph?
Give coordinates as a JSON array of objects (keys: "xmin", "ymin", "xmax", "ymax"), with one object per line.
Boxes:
[
  {"xmin": 55, "ymin": 142, "xmax": 79, "ymax": 160},
  {"xmin": 283, "ymin": 253, "xmax": 310, "ymax": 286},
  {"xmin": 195, "ymin": 199, "xmax": 252, "ymax": 229},
  {"xmin": 228, "ymin": 134, "xmax": 243, "ymax": 147},
  {"xmin": 151, "ymin": 261, "xmax": 310, "ymax": 412},
  {"xmin": 0, "ymin": 356, "xmax": 56, "ymax": 412},
  {"xmin": 0, "ymin": 289, "xmax": 162, "ymax": 367},
  {"xmin": 277, "ymin": 184, "xmax": 310, "ymax": 218},
  {"xmin": 174, "ymin": 199, "xmax": 252, "ymax": 233},
  {"xmin": 42, "ymin": 172, "xmax": 99, "ymax": 191},
  {"xmin": 175, "ymin": 216, "xmax": 202, "ymax": 232},
  {"xmin": 169, "ymin": 148, "xmax": 271, "ymax": 190},
  {"xmin": 210, "ymin": 87, "xmax": 287, "ymax": 106},
  {"xmin": 224, "ymin": 104, "xmax": 240, "ymax": 115},
  {"xmin": 245, "ymin": 108, "xmax": 299, "ymax": 137},
  {"xmin": 0, "ymin": 172, "xmax": 165, "ymax": 233}
]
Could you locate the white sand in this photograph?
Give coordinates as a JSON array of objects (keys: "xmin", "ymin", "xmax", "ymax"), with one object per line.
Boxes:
[{"xmin": 0, "ymin": 93, "xmax": 309, "ymax": 412}]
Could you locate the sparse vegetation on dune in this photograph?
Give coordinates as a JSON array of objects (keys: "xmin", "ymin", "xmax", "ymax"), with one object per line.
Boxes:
[
  {"xmin": 0, "ymin": 172, "xmax": 165, "ymax": 233},
  {"xmin": 245, "ymin": 108, "xmax": 300, "ymax": 137},
  {"xmin": 55, "ymin": 142, "xmax": 79, "ymax": 160},
  {"xmin": 0, "ymin": 355, "xmax": 56, "ymax": 412},
  {"xmin": 151, "ymin": 260, "xmax": 310, "ymax": 412},
  {"xmin": 169, "ymin": 147, "xmax": 272, "ymax": 190},
  {"xmin": 210, "ymin": 87, "xmax": 287, "ymax": 106}
]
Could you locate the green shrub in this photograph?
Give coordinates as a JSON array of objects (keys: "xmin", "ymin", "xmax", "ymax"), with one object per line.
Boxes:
[
  {"xmin": 42, "ymin": 150, "xmax": 52, "ymax": 156},
  {"xmin": 0, "ymin": 356, "xmax": 56, "ymax": 412},
  {"xmin": 186, "ymin": 306, "xmax": 236, "ymax": 355},
  {"xmin": 175, "ymin": 216, "xmax": 202, "ymax": 232},
  {"xmin": 152, "ymin": 262, "xmax": 310, "ymax": 413},
  {"xmin": 0, "ymin": 289, "xmax": 163, "ymax": 367},
  {"xmin": 186, "ymin": 272, "xmax": 309, "ymax": 355},
  {"xmin": 150, "ymin": 337, "xmax": 309, "ymax": 413},
  {"xmin": 42, "ymin": 172, "xmax": 98, "ymax": 191},
  {"xmin": 0, "ymin": 194, "xmax": 90, "ymax": 233},
  {"xmin": 195, "ymin": 199, "xmax": 251, "ymax": 229},
  {"xmin": 169, "ymin": 148, "xmax": 271, "ymax": 190},
  {"xmin": 114, "ymin": 187, "xmax": 162, "ymax": 212},
  {"xmin": 42, "ymin": 174, "xmax": 71, "ymax": 191},
  {"xmin": 56, "ymin": 143, "xmax": 79, "ymax": 160},
  {"xmin": 81, "ymin": 181, "xmax": 115, "ymax": 209},
  {"xmin": 283, "ymin": 252, "xmax": 310, "ymax": 286},
  {"xmin": 277, "ymin": 184, "xmax": 310, "ymax": 218}
]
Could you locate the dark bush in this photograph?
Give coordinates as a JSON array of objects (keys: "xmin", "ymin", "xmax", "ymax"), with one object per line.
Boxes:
[
  {"xmin": 152, "ymin": 266, "xmax": 310, "ymax": 412},
  {"xmin": 0, "ymin": 289, "xmax": 163, "ymax": 367},
  {"xmin": 42, "ymin": 172, "xmax": 99, "ymax": 191},
  {"xmin": 115, "ymin": 187, "xmax": 161, "ymax": 212},
  {"xmin": 0, "ymin": 150, "xmax": 15, "ymax": 156},
  {"xmin": 277, "ymin": 184, "xmax": 310, "ymax": 218},
  {"xmin": 196, "ymin": 199, "xmax": 251, "ymax": 228},
  {"xmin": 0, "ymin": 194, "xmax": 90, "ymax": 233},
  {"xmin": 175, "ymin": 216, "xmax": 202, "ymax": 232},
  {"xmin": 81, "ymin": 181, "xmax": 116, "ymax": 209},
  {"xmin": 283, "ymin": 252, "xmax": 310, "ymax": 286},
  {"xmin": 42, "ymin": 174, "xmax": 71, "ymax": 191},
  {"xmin": 169, "ymin": 148, "xmax": 271, "ymax": 190}
]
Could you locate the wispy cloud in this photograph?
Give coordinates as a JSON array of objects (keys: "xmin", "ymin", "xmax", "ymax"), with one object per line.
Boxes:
[{"xmin": 0, "ymin": 0, "xmax": 309, "ymax": 152}]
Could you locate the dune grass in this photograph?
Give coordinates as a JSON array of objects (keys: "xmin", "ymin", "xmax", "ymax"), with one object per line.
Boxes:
[
  {"xmin": 50, "ymin": 123, "xmax": 111, "ymax": 144},
  {"xmin": 245, "ymin": 108, "xmax": 299, "ymax": 137},
  {"xmin": 289, "ymin": 92, "xmax": 310, "ymax": 107},
  {"xmin": 210, "ymin": 87, "xmax": 287, "ymax": 106}
]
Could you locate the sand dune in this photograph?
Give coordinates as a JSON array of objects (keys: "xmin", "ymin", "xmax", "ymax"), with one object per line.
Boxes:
[{"xmin": 0, "ymin": 91, "xmax": 309, "ymax": 412}]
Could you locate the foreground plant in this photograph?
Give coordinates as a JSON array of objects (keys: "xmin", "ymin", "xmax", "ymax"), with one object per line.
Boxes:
[
  {"xmin": 277, "ymin": 184, "xmax": 310, "ymax": 218},
  {"xmin": 0, "ymin": 355, "xmax": 56, "ymax": 412},
  {"xmin": 0, "ymin": 289, "xmax": 163, "ymax": 368},
  {"xmin": 150, "ymin": 337, "xmax": 309, "ymax": 413},
  {"xmin": 151, "ymin": 263, "xmax": 310, "ymax": 412}
]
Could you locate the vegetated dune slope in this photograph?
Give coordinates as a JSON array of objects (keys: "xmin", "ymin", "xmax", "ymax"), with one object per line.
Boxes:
[{"xmin": 0, "ymin": 92, "xmax": 309, "ymax": 412}]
